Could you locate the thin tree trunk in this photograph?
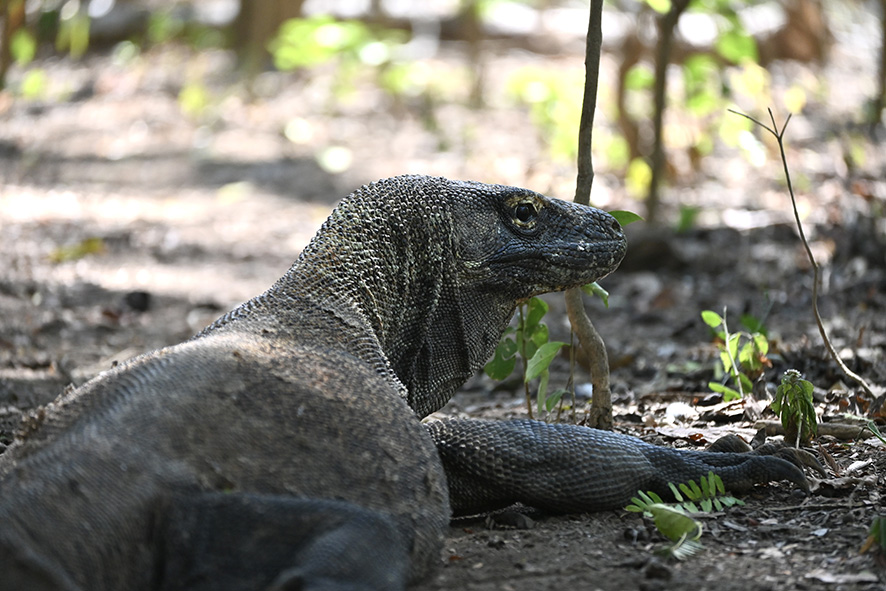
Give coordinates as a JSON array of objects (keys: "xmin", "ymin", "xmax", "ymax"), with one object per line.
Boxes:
[
  {"xmin": 235, "ymin": 0, "xmax": 305, "ymax": 74},
  {"xmin": 566, "ymin": 0, "xmax": 611, "ymax": 429}
]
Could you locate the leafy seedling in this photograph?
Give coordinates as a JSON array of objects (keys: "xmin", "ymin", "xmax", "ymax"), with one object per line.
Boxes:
[
  {"xmin": 771, "ymin": 369, "xmax": 817, "ymax": 447},
  {"xmin": 861, "ymin": 516, "xmax": 886, "ymax": 554},
  {"xmin": 625, "ymin": 472, "xmax": 744, "ymax": 560},
  {"xmin": 626, "ymin": 492, "xmax": 703, "ymax": 560},
  {"xmin": 484, "ymin": 297, "xmax": 566, "ymax": 419},
  {"xmin": 701, "ymin": 308, "xmax": 771, "ymax": 401}
]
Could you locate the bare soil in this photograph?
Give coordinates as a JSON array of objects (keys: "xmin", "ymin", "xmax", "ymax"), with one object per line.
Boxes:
[{"xmin": 1, "ymin": 27, "xmax": 885, "ymax": 591}]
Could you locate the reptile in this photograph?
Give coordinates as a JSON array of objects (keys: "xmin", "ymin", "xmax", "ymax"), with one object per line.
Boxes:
[{"xmin": 0, "ymin": 175, "xmax": 808, "ymax": 591}]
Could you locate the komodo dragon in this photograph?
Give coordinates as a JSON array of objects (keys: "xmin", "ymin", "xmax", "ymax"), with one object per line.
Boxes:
[{"xmin": 0, "ymin": 175, "xmax": 807, "ymax": 591}]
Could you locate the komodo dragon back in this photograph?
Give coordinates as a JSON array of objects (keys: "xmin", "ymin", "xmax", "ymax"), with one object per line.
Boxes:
[{"xmin": 0, "ymin": 175, "xmax": 808, "ymax": 591}]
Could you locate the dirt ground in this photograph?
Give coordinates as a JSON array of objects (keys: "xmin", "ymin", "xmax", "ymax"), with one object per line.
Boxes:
[{"xmin": 1, "ymin": 9, "xmax": 885, "ymax": 590}]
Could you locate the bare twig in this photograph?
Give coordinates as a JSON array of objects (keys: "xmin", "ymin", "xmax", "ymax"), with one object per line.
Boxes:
[
  {"xmin": 730, "ymin": 108, "xmax": 878, "ymax": 409},
  {"xmin": 566, "ymin": 0, "xmax": 612, "ymax": 429}
]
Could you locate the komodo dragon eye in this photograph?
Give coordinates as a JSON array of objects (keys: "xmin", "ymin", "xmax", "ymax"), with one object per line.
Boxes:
[{"xmin": 514, "ymin": 202, "xmax": 537, "ymax": 223}]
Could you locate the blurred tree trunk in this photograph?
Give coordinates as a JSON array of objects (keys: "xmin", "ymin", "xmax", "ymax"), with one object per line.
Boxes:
[
  {"xmin": 872, "ymin": 0, "xmax": 886, "ymax": 126},
  {"xmin": 460, "ymin": 0, "xmax": 485, "ymax": 107},
  {"xmin": 646, "ymin": 0, "xmax": 690, "ymax": 224},
  {"xmin": 235, "ymin": 0, "xmax": 305, "ymax": 73},
  {"xmin": 0, "ymin": 0, "xmax": 26, "ymax": 91}
]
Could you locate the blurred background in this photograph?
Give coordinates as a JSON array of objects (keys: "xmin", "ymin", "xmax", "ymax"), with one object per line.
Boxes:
[
  {"xmin": 0, "ymin": 0, "xmax": 884, "ymax": 414},
  {"xmin": 1, "ymin": 0, "xmax": 882, "ymax": 218}
]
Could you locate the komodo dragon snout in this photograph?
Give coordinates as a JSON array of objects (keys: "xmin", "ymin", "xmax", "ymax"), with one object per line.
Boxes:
[
  {"xmin": 0, "ymin": 175, "xmax": 810, "ymax": 591},
  {"xmin": 451, "ymin": 183, "xmax": 627, "ymax": 298}
]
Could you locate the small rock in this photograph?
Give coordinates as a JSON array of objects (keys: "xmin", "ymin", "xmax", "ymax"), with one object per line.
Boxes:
[
  {"xmin": 123, "ymin": 291, "xmax": 152, "ymax": 312},
  {"xmin": 643, "ymin": 558, "xmax": 672, "ymax": 580}
]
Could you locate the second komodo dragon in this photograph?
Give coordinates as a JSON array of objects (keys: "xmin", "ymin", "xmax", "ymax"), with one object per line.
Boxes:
[{"xmin": 0, "ymin": 175, "xmax": 807, "ymax": 591}]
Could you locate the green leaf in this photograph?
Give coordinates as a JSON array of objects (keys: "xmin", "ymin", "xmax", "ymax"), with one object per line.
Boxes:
[
  {"xmin": 686, "ymin": 88, "xmax": 720, "ymax": 116},
  {"xmin": 11, "ymin": 29, "xmax": 36, "ymax": 65},
  {"xmin": 484, "ymin": 336, "xmax": 518, "ymax": 380},
  {"xmin": 179, "ymin": 82, "xmax": 210, "ymax": 118},
  {"xmin": 740, "ymin": 314, "xmax": 767, "ymax": 336},
  {"xmin": 699, "ymin": 474, "xmax": 711, "ymax": 496},
  {"xmin": 644, "ymin": 0, "xmax": 672, "ymax": 14},
  {"xmin": 715, "ymin": 29, "xmax": 758, "ymax": 63},
  {"xmin": 581, "ymin": 282, "xmax": 609, "ymax": 307},
  {"xmin": 682, "ymin": 54, "xmax": 718, "ymax": 87},
  {"xmin": 718, "ymin": 351, "xmax": 734, "ymax": 375},
  {"xmin": 528, "ymin": 323, "xmax": 550, "ymax": 349},
  {"xmin": 625, "ymin": 158, "xmax": 652, "ymax": 198},
  {"xmin": 680, "ymin": 480, "xmax": 703, "ymax": 500},
  {"xmin": 738, "ymin": 340, "xmax": 755, "ymax": 366},
  {"xmin": 19, "ymin": 69, "xmax": 48, "ymax": 100},
  {"xmin": 708, "ymin": 381, "xmax": 741, "ymax": 402},
  {"xmin": 868, "ymin": 516, "xmax": 886, "ymax": 547},
  {"xmin": 726, "ymin": 333, "xmax": 741, "ymax": 360},
  {"xmin": 49, "ymin": 237, "xmax": 106, "ymax": 263},
  {"xmin": 484, "ymin": 353, "xmax": 516, "ymax": 381},
  {"xmin": 525, "ymin": 341, "xmax": 567, "ymax": 382},
  {"xmin": 712, "ymin": 473, "xmax": 725, "ymax": 495},
  {"xmin": 701, "ymin": 310, "xmax": 723, "ymax": 328},
  {"xmin": 752, "ymin": 332, "xmax": 769, "ymax": 356},
  {"xmin": 668, "ymin": 482, "xmax": 683, "ymax": 502},
  {"xmin": 648, "ymin": 504, "xmax": 702, "ymax": 543},
  {"xmin": 866, "ymin": 421, "xmax": 886, "ymax": 445},
  {"xmin": 624, "ymin": 64, "xmax": 655, "ymax": 90},
  {"xmin": 608, "ymin": 210, "xmax": 644, "ymax": 226},
  {"xmin": 676, "ymin": 205, "xmax": 700, "ymax": 233},
  {"xmin": 544, "ymin": 389, "xmax": 566, "ymax": 413},
  {"xmin": 525, "ymin": 297, "xmax": 548, "ymax": 329},
  {"xmin": 536, "ymin": 370, "xmax": 550, "ymax": 416}
]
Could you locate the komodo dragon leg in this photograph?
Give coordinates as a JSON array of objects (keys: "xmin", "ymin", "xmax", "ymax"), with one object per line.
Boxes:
[
  {"xmin": 427, "ymin": 418, "xmax": 809, "ymax": 517},
  {"xmin": 155, "ymin": 493, "xmax": 411, "ymax": 591}
]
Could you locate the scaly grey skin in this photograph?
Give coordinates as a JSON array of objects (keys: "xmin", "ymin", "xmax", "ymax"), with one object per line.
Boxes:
[{"xmin": 0, "ymin": 176, "xmax": 806, "ymax": 591}]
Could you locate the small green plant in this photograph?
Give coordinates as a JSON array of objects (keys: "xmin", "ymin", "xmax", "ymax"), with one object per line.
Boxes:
[
  {"xmin": 628, "ymin": 472, "xmax": 745, "ymax": 515},
  {"xmin": 626, "ymin": 472, "xmax": 744, "ymax": 559},
  {"xmin": 701, "ymin": 308, "xmax": 771, "ymax": 401},
  {"xmin": 771, "ymin": 369, "xmax": 817, "ymax": 447},
  {"xmin": 48, "ymin": 237, "xmax": 106, "ymax": 263},
  {"xmin": 729, "ymin": 109, "xmax": 877, "ymax": 403},
  {"xmin": 861, "ymin": 516, "xmax": 886, "ymax": 554},
  {"xmin": 484, "ymin": 296, "xmax": 567, "ymax": 420},
  {"xmin": 865, "ymin": 421, "xmax": 885, "ymax": 444}
]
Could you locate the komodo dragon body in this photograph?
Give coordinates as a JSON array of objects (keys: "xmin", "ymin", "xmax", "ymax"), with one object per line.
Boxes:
[{"xmin": 0, "ymin": 175, "xmax": 806, "ymax": 591}]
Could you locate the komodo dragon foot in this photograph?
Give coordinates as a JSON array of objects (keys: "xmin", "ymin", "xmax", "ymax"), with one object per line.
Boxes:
[{"xmin": 428, "ymin": 418, "xmax": 810, "ymax": 517}]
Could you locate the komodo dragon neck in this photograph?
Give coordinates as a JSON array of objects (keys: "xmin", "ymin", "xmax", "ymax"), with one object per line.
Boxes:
[{"xmin": 202, "ymin": 175, "xmax": 626, "ymax": 418}]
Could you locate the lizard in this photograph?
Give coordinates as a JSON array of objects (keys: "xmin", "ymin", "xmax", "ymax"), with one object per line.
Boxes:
[{"xmin": 0, "ymin": 175, "xmax": 808, "ymax": 591}]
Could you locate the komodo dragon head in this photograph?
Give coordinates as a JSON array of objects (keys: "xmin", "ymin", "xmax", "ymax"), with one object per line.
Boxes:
[{"xmin": 210, "ymin": 175, "xmax": 626, "ymax": 417}]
